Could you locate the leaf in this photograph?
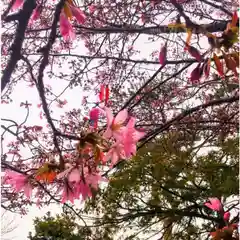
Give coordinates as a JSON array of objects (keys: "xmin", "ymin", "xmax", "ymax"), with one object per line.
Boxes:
[
  {"xmin": 230, "ymin": 52, "xmax": 239, "ymax": 66},
  {"xmin": 187, "ymin": 45, "xmax": 203, "ymax": 61},
  {"xmin": 94, "ymin": 146, "xmax": 101, "ymax": 163},
  {"xmin": 168, "ymin": 23, "xmax": 186, "ymax": 29},
  {"xmin": 213, "ymin": 53, "xmax": 224, "ymax": 77},
  {"xmin": 36, "ymin": 163, "xmax": 49, "ymax": 175},
  {"xmin": 207, "ymin": 33, "xmax": 218, "ymax": 48},
  {"xmin": 184, "ymin": 29, "xmax": 192, "ymax": 50},
  {"xmin": 203, "ymin": 58, "xmax": 211, "ymax": 78},
  {"xmin": 231, "ymin": 11, "xmax": 238, "ymax": 27},
  {"xmin": 63, "ymin": 3, "xmax": 73, "ymax": 20},
  {"xmin": 35, "ymin": 164, "xmax": 57, "ymax": 183},
  {"xmin": 223, "ymin": 52, "xmax": 238, "ymax": 77},
  {"xmin": 189, "ymin": 63, "xmax": 203, "ymax": 84},
  {"xmin": 222, "ymin": 27, "xmax": 239, "ymax": 49}
]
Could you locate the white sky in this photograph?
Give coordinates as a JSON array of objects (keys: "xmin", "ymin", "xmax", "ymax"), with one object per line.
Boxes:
[{"xmin": 1, "ymin": 204, "xmax": 62, "ymax": 240}]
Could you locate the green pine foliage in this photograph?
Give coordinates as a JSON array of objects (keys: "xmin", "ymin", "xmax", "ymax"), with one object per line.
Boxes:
[
  {"xmin": 28, "ymin": 212, "xmax": 84, "ymax": 240},
  {"xmin": 83, "ymin": 133, "xmax": 239, "ymax": 239}
]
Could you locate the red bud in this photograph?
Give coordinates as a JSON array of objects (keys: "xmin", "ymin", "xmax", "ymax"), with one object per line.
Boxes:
[
  {"xmin": 190, "ymin": 64, "xmax": 203, "ymax": 84},
  {"xmin": 105, "ymin": 85, "xmax": 109, "ymax": 105},
  {"xmin": 159, "ymin": 44, "xmax": 167, "ymax": 65},
  {"xmin": 213, "ymin": 53, "xmax": 224, "ymax": 77},
  {"xmin": 187, "ymin": 45, "xmax": 203, "ymax": 61},
  {"xmin": 99, "ymin": 85, "xmax": 105, "ymax": 101}
]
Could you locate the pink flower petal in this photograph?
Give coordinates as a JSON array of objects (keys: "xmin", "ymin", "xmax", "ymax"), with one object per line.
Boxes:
[
  {"xmin": 56, "ymin": 166, "xmax": 74, "ymax": 179},
  {"xmin": 110, "ymin": 151, "xmax": 120, "ymax": 167},
  {"xmin": 59, "ymin": 12, "xmax": 76, "ymax": 41},
  {"xmin": 29, "ymin": 5, "xmax": 41, "ymax": 24},
  {"xmin": 5, "ymin": 170, "xmax": 32, "ymax": 198},
  {"xmin": 24, "ymin": 183, "xmax": 32, "ymax": 199},
  {"xmin": 104, "ymin": 107, "xmax": 114, "ymax": 126},
  {"xmin": 127, "ymin": 117, "xmax": 136, "ymax": 128},
  {"xmin": 133, "ymin": 130, "xmax": 145, "ymax": 142},
  {"xmin": 104, "ymin": 149, "xmax": 113, "ymax": 163},
  {"xmin": 223, "ymin": 211, "xmax": 230, "ymax": 221},
  {"xmin": 114, "ymin": 109, "xmax": 128, "ymax": 125},
  {"xmin": 103, "ymin": 127, "xmax": 112, "ymax": 139},
  {"xmin": 89, "ymin": 108, "xmax": 100, "ymax": 121},
  {"xmin": 70, "ymin": 6, "xmax": 86, "ymax": 24},
  {"xmin": 68, "ymin": 168, "xmax": 81, "ymax": 183},
  {"xmin": 89, "ymin": 5, "xmax": 96, "ymax": 14},
  {"xmin": 112, "ymin": 126, "xmax": 126, "ymax": 140},
  {"xmin": 204, "ymin": 198, "xmax": 222, "ymax": 212},
  {"xmin": 61, "ymin": 186, "xmax": 75, "ymax": 204},
  {"xmin": 11, "ymin": 0, "xmax": 23, "ymax": 10}
]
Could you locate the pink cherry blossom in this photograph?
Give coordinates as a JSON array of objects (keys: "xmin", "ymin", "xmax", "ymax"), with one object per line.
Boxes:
[
  {"xmin": 189, "ymin": 64, "xmax": 202, "ymax": 84},
  {"xmin": 204, "ymin": 198, "xmax": 222, "ymax": 212},
  {"xmin": 89, "ymin": 5, "xmax": 96, "ymax": 14},
  {"xmin": 75, "ymin": 181, "xmax": 92, "ymax": 200},
  {"xmin": 59, "ymin": 12, "xmax": 76, "ymax": 41},
  {"xmin": 56, "ymin": 164, "xmax": 74, "ymax": 180},
  {"xmin": 89, "ymin": 107, "xmax": 104, "ymax": 128},
  {"xmin": 141, "ymin": 14, "xmax": 146, "ymax": 23},
  {"xmin": 104, "ymin": 142, "xmax": 126, "ymax": 167},
  {"xmin": 69, "ymin": 5, "xmax": 86, "ymax": 24},
  {"xmin": 11, "ymin": 0, "xmax": 24, "ymax": 10},
  {"xmin": 61, "ymin": 184, "xmax": 76, "ymax": 204},
  {"xmin": 4, "ymin": 170, "xmax": 32, "ymax": 199},
  {"xmin": 59, "ymin": 168, "xmax": 82, "ymax": 203},
  {"xmin": 29, "ymin": 5, "xmax": 41, "ymax": 25},
  {"xmin": 103, "ymin": 107, "xmax": 128, "ymax": 139},
  {"xmin": 85, "ymin": 170, "xmax": 107, "ymax": 190},
  {"xmin": 68, "ymin": 168, "xmax": 81, "ymax": 183},
  {"xmin": 90, "ymin": 108, "xmax": 100, "ymax": 121},
  {"xmin": 122, "ymin": 117, "xmax": 145, "ymax": 157},
  {"xmin": 59, "ymin": 166, "xmax": 107, "ymax": 203}
]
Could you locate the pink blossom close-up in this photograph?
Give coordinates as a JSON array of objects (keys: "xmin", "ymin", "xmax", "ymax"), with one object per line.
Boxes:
[
  {"xmin": 69, "ymin": 5, "xmax": 86, "ymax": 24},
  {"xmin": 103, "ymin": 107, "xmax": 128, "ymax": 139},
  {"xmin": 59, "ymin": 12, "xmax": 76, "ymax": 41},
  {"xmin": 4, "ymin": 170, "xmax": 32, "ymax": 199},
  {"xmin": 204, "ymin": 198, "xmax": 222, "ymax": 212}
]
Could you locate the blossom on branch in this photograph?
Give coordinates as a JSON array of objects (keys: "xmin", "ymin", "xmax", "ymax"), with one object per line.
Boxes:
[
  {"xmin": 4, "ymin": 170, "xmax": 32, "ymax": 199},
  {"xmin": 103, "ymin": 107, "xmax": 128, "ymax": 139},
  {"xmin": 60, "ymin": 12, "xmax": 76, "ymax": 41},
  {"xmin": 11, "ymin": 0, "xmax": 23, "ymax": 10},
  {"xmin": 204, "ymin": 197, "xmax": 222, "ymax": 212}
]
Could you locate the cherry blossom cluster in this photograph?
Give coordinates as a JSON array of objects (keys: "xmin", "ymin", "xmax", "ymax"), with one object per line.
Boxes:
[{"xmin": 3, "ymin": 85, "xmax": 145, "ymax": 204}]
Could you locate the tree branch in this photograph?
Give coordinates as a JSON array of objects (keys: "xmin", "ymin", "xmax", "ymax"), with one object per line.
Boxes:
[
  {"xmin": 26, "ymin": 20, "xmax": 231, "ymax": 35},
  {"xmin": 1, "ymin": 0, "xmax": 36, "ymax": 92},
  {"xmin": 140, "ymin": 95, "xmax": 239, "ymax": 147},
  {"xmin": 36, "ymin": 0, "xmax": 66, "ymax": 170}
]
